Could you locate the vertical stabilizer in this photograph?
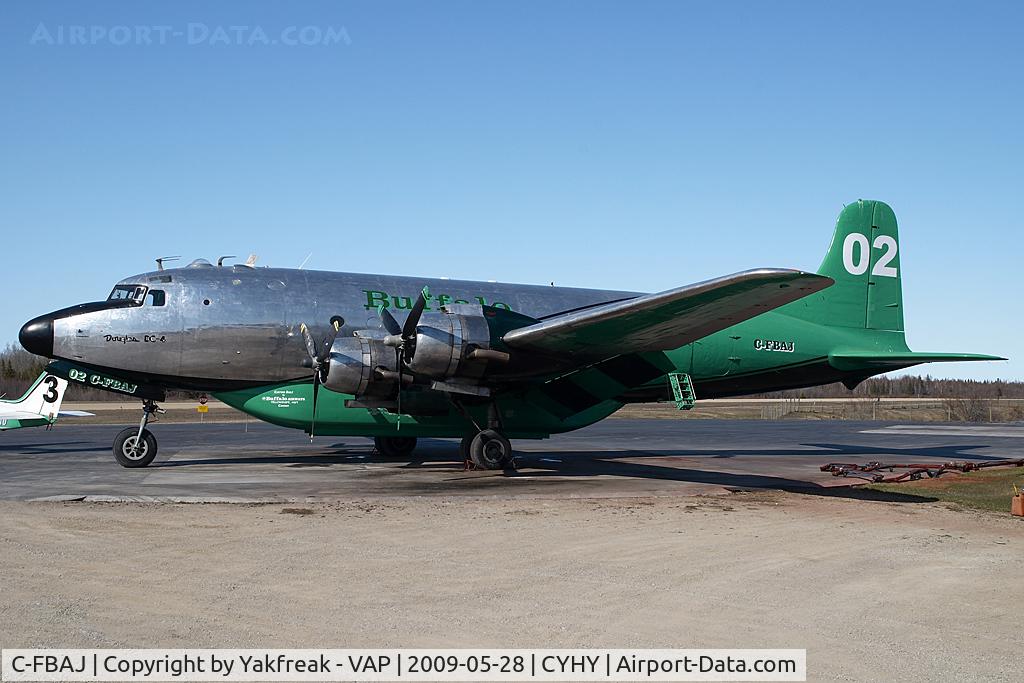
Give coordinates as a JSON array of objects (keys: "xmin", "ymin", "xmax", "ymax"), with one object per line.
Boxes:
[{"xmin": 796, "ymin": 200, "xmax": 904, "ymax": 331}]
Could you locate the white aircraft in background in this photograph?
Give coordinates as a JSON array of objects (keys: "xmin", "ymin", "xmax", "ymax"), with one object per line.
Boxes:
[{"xmin": 0, "ymin": 373, "xmax": 92, "ymax": 431}]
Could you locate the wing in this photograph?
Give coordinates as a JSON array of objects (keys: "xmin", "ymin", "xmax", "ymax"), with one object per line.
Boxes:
[{"xmin": 503, "ymin": 269, "xmax": 833, "ymax": 358}]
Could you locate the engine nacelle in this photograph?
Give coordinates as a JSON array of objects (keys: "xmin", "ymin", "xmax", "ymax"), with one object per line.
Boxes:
[
  {"xmin": 323, "ymin": 335, "xmax": 397, "ymax": 397},
  {"xmin": 322, "ymin": 306, "xmax": 508, "ymax": 399},
  {"xmin": 406, "ymin": 309, "xmax": 493, "ymax": 382}
]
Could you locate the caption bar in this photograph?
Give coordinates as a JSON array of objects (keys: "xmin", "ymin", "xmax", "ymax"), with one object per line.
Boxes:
[{"xmin": 1, "ymin": 649, "xmax": 805, "ymax": 681}]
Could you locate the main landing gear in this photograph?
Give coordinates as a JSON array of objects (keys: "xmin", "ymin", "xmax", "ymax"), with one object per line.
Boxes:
[
  {"xmin": 375, "ymin": 432, "xmax": 513, "ymax": 470},
  {"xmin": 113, "ymin": 399, "xmax": 163, "ymax": 468},
  {"xmin": 453, "ymin": 400, "xmax": 516, "ymax": 471},
  {"xmin": 461, "ymin": 429, "xmax": 514, "ymax": 470}
]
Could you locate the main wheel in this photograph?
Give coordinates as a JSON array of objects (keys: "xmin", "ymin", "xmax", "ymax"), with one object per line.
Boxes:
[
  {"xmin": 470, "ymin": 429, "xmax": 513, "ymax": 470},
  {"xmin": 113, "ymin": 427, "xmax": 158, "ymax": 468},
  {"xmin": 374, "ymin": 436, "xmax": 418, "ymax": 458}
]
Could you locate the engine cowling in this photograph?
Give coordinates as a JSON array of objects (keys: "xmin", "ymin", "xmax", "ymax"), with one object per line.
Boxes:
[
  {"xmin": 321, "ymin": 306, "xmax": 510, "ymax": 399},
  {"xmin": 406, "ymin": 309, "xmax": 493, "ymax": 382},
  {"xmin": 323, "ymin": 335, "xmax": 398, "ymax": 397}
]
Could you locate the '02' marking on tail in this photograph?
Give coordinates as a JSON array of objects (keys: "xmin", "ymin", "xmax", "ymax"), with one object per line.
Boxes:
[{"xmin": 843, "ymin": 232, "xmax": 898, "ymax": 278}]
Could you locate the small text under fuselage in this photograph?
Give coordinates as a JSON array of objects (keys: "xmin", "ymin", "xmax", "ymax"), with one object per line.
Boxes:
[{"xmin": 753, "ymin": 338, "xmax": 795, "ymax": 352}]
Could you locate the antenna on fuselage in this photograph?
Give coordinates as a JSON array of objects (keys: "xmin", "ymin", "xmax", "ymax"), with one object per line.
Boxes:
[
  {"xmin": 155, "ymin": 256, "xmax": 181, "ymax": 271},
  {"xmin": 217, "ymin": 255, "xmax": 236, "ymax": 267},
  {"xmin": 298, "ymin": 252, "xmax": 313, "ymax": 270}
]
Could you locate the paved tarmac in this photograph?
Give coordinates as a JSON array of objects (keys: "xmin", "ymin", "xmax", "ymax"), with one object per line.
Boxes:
[{"xmin": 1, "ymin": 419, "xmax": 1022, "ymax": 502}]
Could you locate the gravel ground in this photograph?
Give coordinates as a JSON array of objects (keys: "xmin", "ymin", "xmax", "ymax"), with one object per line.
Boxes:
[{"xmin": 0, "ymin": 494, "xmax": 1020, "ymax": 681}]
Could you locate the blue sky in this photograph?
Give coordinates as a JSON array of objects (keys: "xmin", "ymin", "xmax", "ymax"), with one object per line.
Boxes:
[{"xmin": 1, "ymin": 1, "xmax": 1020, "ymax": 380}]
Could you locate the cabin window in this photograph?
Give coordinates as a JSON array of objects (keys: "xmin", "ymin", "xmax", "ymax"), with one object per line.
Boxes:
[
  {"xmin": 147, "ymin": 290, "xmax": 166, "ymax": 306},
  {"xmin": 107, "ymin": 284, "xmax": 147, "ymax": 305}
]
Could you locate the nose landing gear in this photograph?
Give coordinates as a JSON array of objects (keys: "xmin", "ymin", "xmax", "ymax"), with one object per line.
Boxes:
[{"xmin": 113, "ymin": 399, "xmax": 163, "ymax": 468}]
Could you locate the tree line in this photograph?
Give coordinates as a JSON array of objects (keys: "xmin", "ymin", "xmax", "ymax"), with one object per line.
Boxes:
[
  {"xmin": 0, "ymin": 345, "xmax": 180, "ymax": 401},
  {"xmin": 757, "ymin": 374, "xmax": 1024, "ymax": 399}
]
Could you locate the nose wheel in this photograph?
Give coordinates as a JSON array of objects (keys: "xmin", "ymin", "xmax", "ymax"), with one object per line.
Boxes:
[
  {"xmin": 113, "ymin": 399, "xmax": 162, "ymax": 468},
  {"xmin": 113, "ymin": 427, "xmax": 158, "ymax": 467}
]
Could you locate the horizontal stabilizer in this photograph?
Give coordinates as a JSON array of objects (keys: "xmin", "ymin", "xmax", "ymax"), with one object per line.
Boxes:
[
  {"xmin": 1, "ymin": 410, "xmax": 52, "ymax": 421},
  {"xmin": 829, "ymin": 351, "xmax": 1007, "ymax": 372},
  {"xmin": 58, "ymin": 410, "xmax": 94, "ymax": 418},
  {"xmin": 503, "ymin": 269, "xmax": 833, "ymax": 358}
]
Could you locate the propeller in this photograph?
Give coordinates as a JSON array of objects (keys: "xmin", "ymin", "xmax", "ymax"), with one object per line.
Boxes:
[
  {"xmin": 299, "ymin": 319, "xmax": 342, "ymax": 439},
  {"xmin": 378, "ymin": 285, "xmax": 430, "ymax": 363},
  {"xmin": 375, "ymin": 286, "xmax": 430, "ymax": 428}
]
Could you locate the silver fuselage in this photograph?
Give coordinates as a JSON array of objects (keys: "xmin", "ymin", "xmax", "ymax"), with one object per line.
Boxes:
[{"xmin": 43, "ymin": 263, "xmax": 638, "ymax": 390}]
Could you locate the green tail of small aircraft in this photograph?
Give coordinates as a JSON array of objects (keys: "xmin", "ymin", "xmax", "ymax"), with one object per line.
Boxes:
[
  {"xmin": 0, "ymin": 373, "xmax": 92, "ymax": 431},
  {"xmin": 22, "ymin": 200, "xmax": 1005, "ymax": 468}
]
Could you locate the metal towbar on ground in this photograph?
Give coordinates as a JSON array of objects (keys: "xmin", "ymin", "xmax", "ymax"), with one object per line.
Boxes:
[{"xmin": 820, "ymin": 459, "xmax": 1024, "ymax": 483}]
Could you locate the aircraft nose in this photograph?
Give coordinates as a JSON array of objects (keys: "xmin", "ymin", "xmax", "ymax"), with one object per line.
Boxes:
[{"xmin": 19, "ymin": 316, "xmax": 54, "ymax": 357}]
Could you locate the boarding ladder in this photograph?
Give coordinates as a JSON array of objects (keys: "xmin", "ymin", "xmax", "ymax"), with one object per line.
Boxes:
[{"xmin": 668, "ymin": 372, "xmax": 696, "ymax": 411}]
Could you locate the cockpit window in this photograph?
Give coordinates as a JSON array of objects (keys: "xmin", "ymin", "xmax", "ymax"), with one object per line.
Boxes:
[
  {"xmin": 147, "ymin": 289, "xmax": 166, "ymax": 306},
  {"xmin": 107, "ymin": 284, "xmax": 148, "ymax": 304}
]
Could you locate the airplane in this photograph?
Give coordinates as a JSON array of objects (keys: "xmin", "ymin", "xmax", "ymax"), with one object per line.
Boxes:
[
  {"xmin": 18, "ymin": 200, "xmax": 1004, "ymax": 469},
  {"xmin": 0, "ymin": 372, "xmax": 92, "ymax": 431}
]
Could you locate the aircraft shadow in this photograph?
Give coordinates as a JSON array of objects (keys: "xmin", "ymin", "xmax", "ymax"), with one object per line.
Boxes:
[
  {"xmin": 0, "ymin": 442, "xmax": 105, "ymax": 454},
  {"xmin": 152, "ymin": 439, "xmax": 455, "ymax": 468},
  {"xmin": 491, "ymin": 450, "xmax": 940, "ymax": 503},
  {"xmin": 607, "ymin": 443, "xmax": 999, "ymax": 461},
  {"xmin": 800, "ymin": 442, "xmax": 1006, "ymax": 461},
  {"xmin": 152, "ymin": 452, "xmax": 377, "ymax": 468},
  {"xmin": 144, "ymin": 438, "xmax": 987, "ymax": 504}
]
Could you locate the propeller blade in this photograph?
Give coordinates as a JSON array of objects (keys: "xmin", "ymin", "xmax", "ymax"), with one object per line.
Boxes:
[
  {"xmin": 377, "ymin": 304, "xmax": 402, "ymax": 336},
  {"xmin": 303, "ymin": 318, "xmax": 342, "ymax": 440},
  {"xmin": 402, "ymin": 286, "xmax": 430, "ymax": 340},
  {"xmin": 299, "ymin": 323, "xmax": 319, "ymax": 361},
  {"xmin": 318, "ymin": 319, "xmax": 342, "ymax": 363},
  {"xmin": 309, "ymin": 373, "xmax": 320, "ymax": 440}
]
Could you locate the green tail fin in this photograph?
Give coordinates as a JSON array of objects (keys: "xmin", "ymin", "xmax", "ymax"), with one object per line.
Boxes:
[
  {"xmin": 786, "ymin": 200, "xmax": 1006, "ymax": 375},
  {"xmin": 793, "ymin": 200, "xmax": 904, "ymax": 331}
]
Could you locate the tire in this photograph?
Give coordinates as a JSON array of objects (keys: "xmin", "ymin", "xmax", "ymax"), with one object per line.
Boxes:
[
  {"xmin": 113, "ymin": 427, "xmax": 158, "ymax": 468},
  {"xmin": 374, "ymin": 436, "xmax": 418, "ymax": 458},
  {"xmin": 470, "ymin": 429, "xmax": 513, "ymax": 470},
  {"xmin": 459, "ymin": 436, "xmax": 472, "ymax": 462}
]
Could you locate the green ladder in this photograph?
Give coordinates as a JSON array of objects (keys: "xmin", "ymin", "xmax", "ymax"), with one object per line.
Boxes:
[{"xmin": 668, "ymin": 372, "xmax": 697, "ymax": 411}]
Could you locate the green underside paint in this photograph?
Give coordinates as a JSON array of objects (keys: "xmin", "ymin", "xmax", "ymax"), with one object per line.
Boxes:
[{"xmin": 214, "ymin": 381, "xmax": 622, "ymax": 439}]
